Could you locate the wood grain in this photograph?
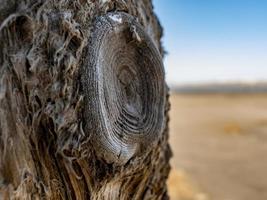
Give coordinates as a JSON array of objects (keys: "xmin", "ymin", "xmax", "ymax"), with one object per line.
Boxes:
[
  {"xmin": 0, "ymin": 1, "xmax": 171, "ymax": 199},
  {"xmin": 82, "ymin": 12, "xmax": 165, "ymax": 164}
]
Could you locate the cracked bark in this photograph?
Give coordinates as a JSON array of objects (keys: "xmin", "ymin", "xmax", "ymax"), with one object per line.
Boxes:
[{"xmin": 0, "ymin": 0, "xmax": 172, "ymax": 199}]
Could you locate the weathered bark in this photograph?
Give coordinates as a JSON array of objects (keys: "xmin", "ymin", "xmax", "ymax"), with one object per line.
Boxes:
[{"xmin": 0, "ymin": 0, "xmax": 171, "ymax": 199}]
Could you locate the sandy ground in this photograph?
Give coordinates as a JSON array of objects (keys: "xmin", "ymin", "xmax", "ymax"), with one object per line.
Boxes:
[{"xmin": 167, "ymin": 94, "xmax": 267, "ymax": 200}]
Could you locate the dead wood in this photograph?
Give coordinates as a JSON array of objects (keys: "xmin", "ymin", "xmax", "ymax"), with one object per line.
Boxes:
[{"xmin": 0, "ymin": 0, "xmax": 171, "ymax": 199}]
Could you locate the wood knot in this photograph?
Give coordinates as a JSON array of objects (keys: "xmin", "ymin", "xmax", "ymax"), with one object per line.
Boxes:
[{"xmin": 81, "ymin": 12, "xmax": 165, "ymax": 165}]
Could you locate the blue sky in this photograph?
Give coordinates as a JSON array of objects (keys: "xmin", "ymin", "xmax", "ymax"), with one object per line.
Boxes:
[{"xmin": 153, "ymin": 0, "xmax": 267, "ymax": 86}]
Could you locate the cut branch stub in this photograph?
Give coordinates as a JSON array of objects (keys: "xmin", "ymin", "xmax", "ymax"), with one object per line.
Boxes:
[{"xmin": 82, "ymin": 12, "xmax": 165, "ymax": 164}]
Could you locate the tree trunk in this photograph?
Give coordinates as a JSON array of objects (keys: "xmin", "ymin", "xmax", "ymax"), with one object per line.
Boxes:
[{"xmin": 0, "ymin": 0, "xmax": 171, "ymax": 199}]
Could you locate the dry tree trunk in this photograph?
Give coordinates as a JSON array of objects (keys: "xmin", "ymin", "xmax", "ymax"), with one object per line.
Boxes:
[{"xmin": 0, "ymin": 0, "xmax": 171, "ymax": 199}]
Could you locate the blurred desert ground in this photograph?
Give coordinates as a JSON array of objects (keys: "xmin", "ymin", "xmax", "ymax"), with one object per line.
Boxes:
[{"xmin": 167, "ymin": 93, "xmax": 267, "ymax": 200}]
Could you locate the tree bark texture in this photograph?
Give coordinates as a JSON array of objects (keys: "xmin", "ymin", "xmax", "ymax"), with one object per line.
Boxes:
[{"xmin": 0, "ymin": 0, "xmax": 171, "ymax": 199}]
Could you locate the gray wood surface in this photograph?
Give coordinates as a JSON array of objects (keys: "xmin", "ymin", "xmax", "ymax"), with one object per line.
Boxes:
[{"xmin": 0, "ymin": 0, "xmax": 171, "ymax": 199}]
